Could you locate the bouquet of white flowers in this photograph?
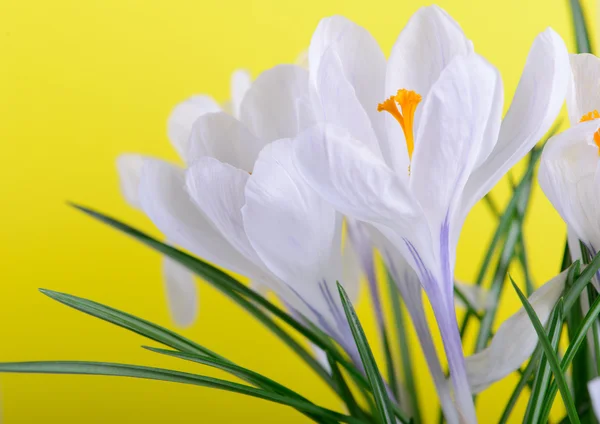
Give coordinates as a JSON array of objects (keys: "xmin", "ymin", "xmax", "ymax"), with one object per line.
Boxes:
[{"xmin": 3, "ymin": 2, "xmax": 600, "ymax": 423}]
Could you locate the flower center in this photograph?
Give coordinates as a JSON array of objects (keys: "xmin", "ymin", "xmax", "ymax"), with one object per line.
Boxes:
[
  {"xmin": 580, "ymin": 110, "xmax": 600, "ymax": 155},
  {"xmin": 377, "ymin": 89, "xmax": 422, "ymax": 161}
]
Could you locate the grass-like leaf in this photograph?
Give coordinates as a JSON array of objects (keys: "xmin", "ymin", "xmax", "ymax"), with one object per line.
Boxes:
[
  {"xmin": 510, "ymin": 278, "xmax": 580, "ymax": 424},
  {"xmin": 39, "ymin": 289, "xmax": 331, "ymax": 398},
  {"xmin": 569, "ymin": 0, "xmax": 593, "ymax": 54},
  {"xmin": 387, "ymin": 269, "xmax": 420, "ymax": 424},
  {"xmin": 539, "ymin": 281, "xmax": 600, "ymax": 421},
  {"xmin": 69, "ymin": 204, "xmax": 368, "ymax": 391},
  {"xmin": 0, "ymin": 361, "xmax": 364, "ymax": 424},
  {"xmin": 142, "ymin": 346, "xmax": 336, "ymax": 423},
  {"xmin": 337, "ymin": 282, "xmax": 397, "ymax": 424},
  {"xmin": 499, "ymin": 345, "xmax": 542, "ymax": 424},
  {"xmin": 523, "ymin": 301, "xmax": 563, "ymax": 423}
]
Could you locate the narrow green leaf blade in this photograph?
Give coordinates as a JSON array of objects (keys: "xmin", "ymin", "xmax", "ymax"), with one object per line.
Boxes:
[
  {"xmin": 0, "ymin": 361, "xmax": 363, "ymax": 424},
  {"xmin": 510, "ymin": 278, "xmax": 579, "ymax": 424},
  {"xmin": 523, "ymin": 300, "xmax": 563, "ymax": 423},
  {"xmin": 69, "ymin": 204, "xmax": 367, "ymax": 390},
  {"xmin": 337, "ymin": 282, "xmax": 397, "ymax": 424}
]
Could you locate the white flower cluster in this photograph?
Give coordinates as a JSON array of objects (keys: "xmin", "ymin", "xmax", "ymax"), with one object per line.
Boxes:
[{"xmin": 116, "ymin": 5, "xmax": 600, "ymax": 423}]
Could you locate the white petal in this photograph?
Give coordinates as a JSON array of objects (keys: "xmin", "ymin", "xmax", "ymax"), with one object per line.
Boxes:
[
  {"xmin": 538, "ymin": 121, "xmax": 600, "ymax": 249},
  {"xmin": 465, "ymin": 269, "xmax": 568, "ymax": 393},
  {"xmin": 116, "ymin": 154, "xmax": 146, "ymax": 209},
  {"xmin": 309, "ymin": 16, "xmax": 386, "ymax": 142},
  {"xmin": 138, "ymin": 158, "xmax": 256, "ymax": 276},
  {"xmin": 187, "ymin": 112, "xmax": 264, "ymax": 173},
  {"xmin": 410, "ymin": 53, "xmax": 502, "ymax": 250},
  {"xmin": 461, "ymin": 28, "xmax": 570, "ymax": 219},
  {"xmin": 373, "ymin": 231, "xmax": 458, "ymax": 424},
  {"xmin": 239, "ymin": 65, "xmax": 312, "ymax": 141},
  {"xmin": 293, "ymin": 125, "xmax": 419, "ymax": 228},
  {"xmin": 162, "ymin": 257, "xmax": 198, "ymax": 327},
  {"xmin": 567, "ymin": 54, "xmax": 600, "ymax": 126},
  {"xmin": 167, "ymin": 96, "xmax": 221, "ymax": 161},
  {"xmin": 231, "ymin": 69, "xmax": 252, "ymax": 119},
  {"xmin": 384, "ymin": 6, "xmax": 473, "ymax": 177},
  {"xmin": 242, "ymin": 138, "xmax": 340, "ymax": 288},
  {"xmin": 243, "ymin": 139, "xmax": 350, "ymax": 338},
  {"xmin": 185, "ymin": 157, "xmax": 261, "ymax": 265},
  {"xmin": 588, "ymin": 378, "xmax": 600, "ymax": 420},
  {"xmin": 386, "ymin": 5, "xmax": 472, "ymax": 99},
  {"xmin": 313, "ymin": 47, "xmax": 381, "ymax": 156}
]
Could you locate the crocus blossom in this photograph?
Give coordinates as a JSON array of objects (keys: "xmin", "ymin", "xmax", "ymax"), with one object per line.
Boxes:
[
  {"xmin": 116, "ymin": 70, "xmax": 252, "ymax": 326},
  {"xmin": 120, "ymin": 60, "xmax": 365, "ymax": 355},
  {"xmin": 293, "ymin": 6, "xmax": 569, "ymax": 422},
  {"xmin": 539, "ymin": 53, "xmax": 600, "ymax": 256}
]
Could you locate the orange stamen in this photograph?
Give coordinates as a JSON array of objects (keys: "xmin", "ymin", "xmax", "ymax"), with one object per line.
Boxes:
[
  {"xmin": 581, "ymin": 110, "xmax": 600, "ymax": 122},
  {"xmin": 377, "ymin": 89, "xmax": 422, "ymax": 162}
]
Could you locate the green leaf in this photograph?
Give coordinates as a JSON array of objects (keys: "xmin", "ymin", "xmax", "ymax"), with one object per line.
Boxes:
[
  {"xmin": 539, "ymin": 278, "xmax": 600, "ymax": 421},
  {"xmin": 39, "ymin": 289, "xmax": 332, "ymax": 397},
  {"xmin": 337, "ymin": 282, "xmax": 398, "ymax": 424},
  {"xmin": 0, "ymin": 361, "xmax": 364, "ymax": 424},
  {"xmin": 564, "ymin": 249, "xmax": 600, "ymax": 310},
  {"xmin": 386, "ymin": 269, "xmax": 420, "ymax": 424},
  {"xmin": 499, "ymin": 345, "xmax": 542, "ymax": 424},
  {"xmin": 69, "ymin": 204, "xmax": 368, "ymax": 391},
  {"xmin": 326, "ymin": 353, "xmax": 369, "ymax": 421},
  {"xmin": 523, "ymin": 300, "xmax": 564, "ymax": 423},
  {"xmin": 569, "ymin": 0, "xmax": 594, "ymax": 54},
  {"xmin": 143, "ymin": 346, "xmax": 336, "ymax": 423},
  {"xmin": 510, "ymin": 278, "xmax": 580, "ymax": 424},
  {"xmin": 143, "ymin": 346, "xmax": 307, "ymax": 400}
]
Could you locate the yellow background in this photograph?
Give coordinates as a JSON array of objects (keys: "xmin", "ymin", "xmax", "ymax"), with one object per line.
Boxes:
[{"xmin": 0, "ymin": 0, "xmax": 594, "ymax": 422}]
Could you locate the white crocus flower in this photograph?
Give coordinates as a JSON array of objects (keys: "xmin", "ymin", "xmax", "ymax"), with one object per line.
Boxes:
[
  {"xmin": 539, "ymin": 53, "xmax": 600, "ymax": 256},
  {"xmin": 293, "ymin": 6, "xmax": 569, "ymax": 423},
  {"xmin": 116, "ymin": 70, "xmax": 252, "ymax": 327},
  {"xmin": 133, "ymin": 63, "xmax": 364, "ymax": 353}
]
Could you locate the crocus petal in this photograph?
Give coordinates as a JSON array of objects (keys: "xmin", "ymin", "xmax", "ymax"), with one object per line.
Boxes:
[
  {"xmin": 162, "ymin": 257, "xmax": 198, "ymax": 327},
  {"xmin": 231, "ymin": 69, "xmax": 252, "ymax": 119},
  {"xmin": 410, "ymin": 53, "xmax": 502, "ymax": 256},
  {"xmin": 567, "ymin": 54, "xmax": 600, "ymax": 126},
  {"xmin": 461, "ymin": 28, "xmax": 570, "ymax": 220},
  {"xmin": 138, "ymin": 158, "xmax": 256, "ymax": 276},
  {"xmin": 242, "ymin": 138, "xmax": 339, "ymax": 289},
  {"xmin": 386, "ymin": 5, "xmax": 472, "ymax": 100},
  {"xmin": 239, "ymin": 65, "xmax": 313, "ymax": 142},
  {"xmin": 185, "ymin": 156, "xmax": 262, "ymax": 266},
  {"xmin": 383, "ymin": 6, "xmax": 473, "ymax": 177},
  {"xmin": 167, "ymin": 96, "xmax": 221, "ymax": 161},
  {"xmin": 243, "ymin": 139, "xmax": 350, "ymax": 339},
  {"xmin": 465, "ymin": 269, "xmax": 567, "ymax": 393},
  {"xmin": 309, "ymin": 16, "xmax": 386, "ymax": 141},
  {"xmin": 313, "ymin": 47, "xmax": 381, "ymax": 155},
  {"xmin": 187, "ymin": 112, "xmax": 264, "ymax": 173},
  {"xmin": 374, "ymin": 231, "xmax": 458, "ymax": 424},
  {"xmin": 293, "ymin": 125, "xmax": 420, "ymax": 229},
  {"xmin": 538, "ymin": 120, "xmax": 600, "ymax": 249},
  {"xmin": 116, "ymin": 154, "xmax": 146, "ymax": 209},
  {"xmin": 588, "ymin": 378, "xmax": 600, "ymax": 420}
]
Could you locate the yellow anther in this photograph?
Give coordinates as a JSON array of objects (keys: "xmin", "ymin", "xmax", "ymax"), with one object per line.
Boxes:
[
  {"xmin": 594, "ymin": 130, "xmax": 600, "ymax": 155},
  {"xmin": 580, "ymin": 110, "xmax": 600, "ymax": 155},
  {"xmin": 581, "ymin": 110, "xmax": 600, "ymax": 122},
  {"xmin": 377, "ymin": 89, "xmax": 422, "ymax": 161}
]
